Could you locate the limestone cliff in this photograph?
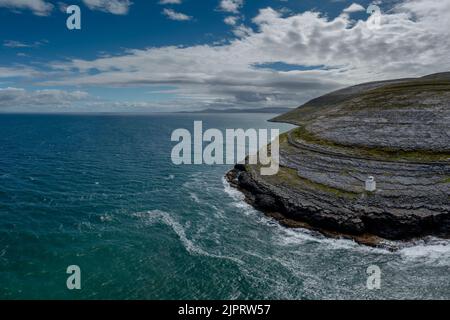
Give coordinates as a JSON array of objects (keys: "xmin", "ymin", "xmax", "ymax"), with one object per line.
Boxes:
[{"xmin": 227, "ymin": 72, "xmax": 450, "ymax": 243}]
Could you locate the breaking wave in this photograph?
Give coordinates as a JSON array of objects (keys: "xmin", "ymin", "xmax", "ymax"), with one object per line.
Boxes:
[
  {"xmin": 221, "ymin": 176, "xmax": 450, "ymax": 265},
  {"xmin": 131, "ymin": 210, "xmax": 242, "ymax": 265}
]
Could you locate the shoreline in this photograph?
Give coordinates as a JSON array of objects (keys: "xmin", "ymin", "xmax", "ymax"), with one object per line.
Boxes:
[{"xmin": 225, "ymin": 166, "xmax": 449, "ymax": 250}]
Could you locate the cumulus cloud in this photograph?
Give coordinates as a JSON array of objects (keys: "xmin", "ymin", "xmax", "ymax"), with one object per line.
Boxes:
[
  {"xmin": 224, "ymin": 16, "xmax": 239, "ymax": 26},
  {"xmin": 219, "ymin": 0, "xmax": 243, "ymax": 14},
  {"xmin": 81, "ymin": 0, "xmax": 132, "ymax": 15},
  {"xmin": 343, "ymin": 3, "xmax": 365, "ymax": 13},
  {"xmin": 0, "ymin": 0, "xmax": 132, "ymax": 15},
  {"xmin": 0, "ymin": 66, "xmax": 39, "ymax": 78},
  {"xmin": 0, "ymin": 0, "xmax": 53, "ymax": 16},
  {"xmin": 162, "ymin": 8, "xmax": 192, "ymax": 21},
  {"xmin": 0, "ymin": 87, "xmax": 89, "ymax": 109},
  {"xmin": 4, "ymin": 0, "xmax": 450, "ymax": 111}
]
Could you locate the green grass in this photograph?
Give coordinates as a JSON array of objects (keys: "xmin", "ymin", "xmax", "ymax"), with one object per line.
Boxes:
[
  {"xmin": 369, "ymin": 80, "xmax": 450, "ymax": 93},
  {"xmin": 249, "ymin": 164, "xmax": 358, "ymax": 199},
  {"xmin": 291, "ymin": 126, "xmax": 450, "ymax": 162},
  {"xmin": 272, "ymin": 78, "xmax": 450, "ymax": 125}
]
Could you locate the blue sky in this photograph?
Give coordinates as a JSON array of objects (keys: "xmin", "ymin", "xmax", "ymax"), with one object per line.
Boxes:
[
  {"xmin": 0, "ymin": 1, "xmax": 370, "ymax": 57},
  {"xmin": 0, "ymin": 0, "xmax": 449, "ymax": 112}
]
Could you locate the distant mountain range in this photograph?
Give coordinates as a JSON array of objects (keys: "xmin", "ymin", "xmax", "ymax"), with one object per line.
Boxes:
[{"xmin": 178, "ymin": 107, "xmax": 294, "ymax": 114}]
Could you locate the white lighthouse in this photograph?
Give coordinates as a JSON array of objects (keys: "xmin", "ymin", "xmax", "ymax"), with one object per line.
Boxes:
[{"xmin": 365, "ymin": 176, "xmax": 377, "ymax": 192}]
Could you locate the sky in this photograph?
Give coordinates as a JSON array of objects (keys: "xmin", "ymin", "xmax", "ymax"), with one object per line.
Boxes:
[{"xmin": 0, "ymin": 0, "xmax": 449, "ymax": 112}]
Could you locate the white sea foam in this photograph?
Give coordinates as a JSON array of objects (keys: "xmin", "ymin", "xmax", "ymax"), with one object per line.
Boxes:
[
  {"xmin": 398, "ymin": 238, "xmax": 450, "ymax": 266},
  {"xmin": 221, "ymin": 176, "xmax": 378, "ymax": 252},
  {"xmin": 273, "ymin": 218, "xmax": 450, "ymax": 262},
  {"xmin": 132, "ymin": 210, "xmax": 243, "ymax": 265},
  {"xmin": 221, "ymin": 175, "xmax": 450, "ymax": 262},
  {"xmin": 189, "ymin": 192, "xmax": 200, "ymax": 203},
  {"xmin": 273, "ymin": 223, "xmax": 386, "ymax": 254},
  {"xmin": 222, "ymin": 177, "xmax": 244, "ymax": 200},
  {"xmin": 99, "ymin": 214, "xmax": 113, "ymax": 222},
  {"xmin": 221, "ymin": 177, "xmax": 259, "ymax": 216}
]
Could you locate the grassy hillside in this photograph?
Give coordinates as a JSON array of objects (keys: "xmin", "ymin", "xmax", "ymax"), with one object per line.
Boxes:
[{"xmin": 272, "ymin": 72, "xmax": 450, "ymax": 125}]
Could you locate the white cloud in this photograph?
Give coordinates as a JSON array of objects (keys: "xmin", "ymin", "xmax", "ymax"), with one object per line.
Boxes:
[
  {"xmin": 159, "ymin": 0, "xmax": 182, "ymax": 4},
  {"xmin": 343, "ymin": 3, "xmax": 365, "ymax": 13},
  {"xmin": 82, "ymin": 0, "xmax": 132, "ymax": 15},
  {"xmin": 0, "ymin": 0, "xmax": 133, "ymax": 15},
  {"xmin": 7, "ymin": 0, "xmax": 450, "ymax": 111},
  {"xmin": 224, "ymin": 16, "xmax": 239, "ymax": 26},
  {"xmin": 0, "ymin": 87, "xmax": 89, "ymax": 108},
  {"xmin": 3, "ymin": 39, "xmax": 47, "ymax": 48},
  {"xmin": 232, "ymin": 24, "xmax": 252, "ymax": 37},
  {"xmin": 0, "ymin": 66, "xmax": 39, "ymax": 78},
  {"xmin": 219, "ymin": 0, "xmax": 243, "ymax": 14},
  {"xmin": 0, "ymin": 0, "xmax": 53, "ymax": 16},
  {"xmin": 57, "ymin": 2, "xmax": 70, "ymax": 13},
  {"xmin": 397, "ymin": 0, "xmax": 450, "ymax": 30},
  {"xmin": 162, "ymin": 8, "xmax": 192, "ymax": 21},
  {"xmin": 3, "ymin": 40, "xmax": 32, "ymax": 48}
]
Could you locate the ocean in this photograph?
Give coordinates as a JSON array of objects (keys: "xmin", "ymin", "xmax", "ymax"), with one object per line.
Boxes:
[{"xmin": 0, "ymin": 113, "xmax": 449, "ymax": 299}]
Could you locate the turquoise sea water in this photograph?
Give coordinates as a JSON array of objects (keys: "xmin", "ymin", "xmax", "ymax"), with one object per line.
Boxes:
[{"xmin": 0, "ymin": 113, "xmax": 449, "ymax": 300}]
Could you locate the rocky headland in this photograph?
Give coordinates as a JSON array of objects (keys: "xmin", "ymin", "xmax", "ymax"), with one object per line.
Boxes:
[{"xmin": 227, "ymin": 72, "xmax": 450, "ymax": 246}]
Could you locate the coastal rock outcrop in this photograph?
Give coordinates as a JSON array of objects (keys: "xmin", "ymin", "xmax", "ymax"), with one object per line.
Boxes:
[{"xmin": 227, "ymin": 72, "xmax": 450, "ymax": 242}]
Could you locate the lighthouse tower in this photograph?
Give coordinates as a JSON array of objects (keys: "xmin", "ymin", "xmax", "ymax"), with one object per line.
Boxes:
[{"xmin": 365, "ymin": 176, "xmax": 377, "ymax": 192}]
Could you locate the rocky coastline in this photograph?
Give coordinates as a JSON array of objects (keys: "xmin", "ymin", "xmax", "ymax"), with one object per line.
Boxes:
[{"xmin": 226, "ymin": 73, "xmax": 450, "ymax": 246}]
